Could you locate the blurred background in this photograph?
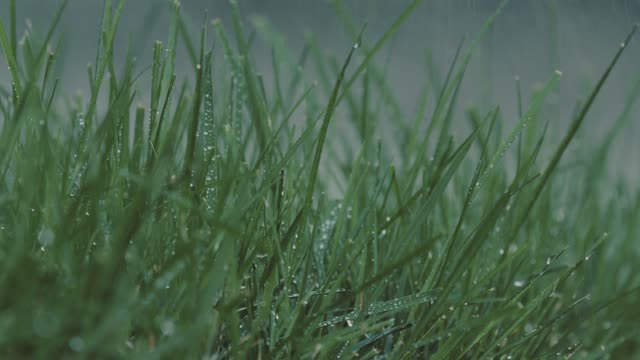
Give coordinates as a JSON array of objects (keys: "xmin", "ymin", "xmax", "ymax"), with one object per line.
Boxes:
[{"xmin": 2, "ymin": 0, "xmax": 640, "ymax": 183}]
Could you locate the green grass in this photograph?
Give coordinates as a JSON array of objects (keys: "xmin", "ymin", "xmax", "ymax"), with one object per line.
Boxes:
[{"xmin": 1, "ymin": 0, "xmax": 639, "ymax": 358}]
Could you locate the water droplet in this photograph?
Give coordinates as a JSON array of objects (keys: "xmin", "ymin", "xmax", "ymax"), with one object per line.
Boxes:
[
  {"xmin": 69, "ymin": 336, "xmax": 85, "ymax": 352},
  {"xmin": 38, "ymin": 226, "xmax": 55, "ymax": 247},
  {"xmin": 513, "ymin": 280, "xmax": 525, "ymax": 288},
  {"xmin": 161, "ymin": 320, "xmax": 175, "ymax": 336}
]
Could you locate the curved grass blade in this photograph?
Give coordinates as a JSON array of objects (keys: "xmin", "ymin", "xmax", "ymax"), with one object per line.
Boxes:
[{"xmin": 514, "ymin": 24, "xmax": 637, "ymax": 236}]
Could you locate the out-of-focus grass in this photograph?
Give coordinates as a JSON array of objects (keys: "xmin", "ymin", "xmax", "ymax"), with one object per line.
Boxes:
[{"xmin": 0, "ymin": 0, "xmax": 638, "ymax": 358}]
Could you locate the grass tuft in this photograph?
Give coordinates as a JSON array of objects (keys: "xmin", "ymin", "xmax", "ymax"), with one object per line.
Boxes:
[{"xmin": 0, "ymin": 1, "xmax": 639, "ymax": 358}]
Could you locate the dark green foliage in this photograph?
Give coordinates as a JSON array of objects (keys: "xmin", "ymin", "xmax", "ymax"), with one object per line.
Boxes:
[{"xmin": 0, "ymin": 1, "xmax": 638, "ymax": 358}]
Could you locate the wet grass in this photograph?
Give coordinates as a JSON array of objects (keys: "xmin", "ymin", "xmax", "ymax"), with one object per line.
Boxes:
[{"xmin": 1, "ymin": 0, "xmax": 639, "ymax": 358}]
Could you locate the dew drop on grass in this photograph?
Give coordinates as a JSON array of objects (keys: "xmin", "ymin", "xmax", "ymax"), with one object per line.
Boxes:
[
  {"xmin": 161, "ymin": 320, "xmax": 175, "ymax": 336},
  {"xmin": 69, "ymin": 336, "xmax": 85, "ymax": 352},
  {"xmin": 513, "ymin": 280, "xmax": 526, "ymax": 288},
  {"xmin": 508, "ymin": 244, "xmax": 518, "ymax": 253},
  {"xmin": 38, "ymin": 226, "xmax": 55, "ymax": 247},
  {"xmin": 78, "ymin": 113, "xmax": 85, "ymax": 129}
]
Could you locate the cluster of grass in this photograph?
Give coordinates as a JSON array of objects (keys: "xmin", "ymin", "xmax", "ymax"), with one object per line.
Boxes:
[{"xmin": 1, "ymin": 0, "xmax": 639, "ymax": 358}]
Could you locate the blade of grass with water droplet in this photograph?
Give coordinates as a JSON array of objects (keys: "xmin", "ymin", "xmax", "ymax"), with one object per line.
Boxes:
[
  {"xmin": 513, "ymin": 25, "xmax": 637, "ymax": 237},
  {"xmin": 475, "ymin": 70, "xmax": 561, "ymax": 196},
  {"xmin": 303, "ymin": 29, "xmax": 363, "ymax": 212},
  {"xmin": 81, "ymin": 0, "xmax": 124, "ymax": 138},
  {"xmin": 230, "ymin": 0, "xmax": 272, "ymax": 153},
  {"xmin": 183, "ymin": 24, "xmax": 206, "ymax": 180},
  {"xmin": 318, "ymin": 290, "xmax": 439, "ymax": 328},
  {"xmin": 0, "ymin": 15, "xmax": 21, "ymax": 99}
]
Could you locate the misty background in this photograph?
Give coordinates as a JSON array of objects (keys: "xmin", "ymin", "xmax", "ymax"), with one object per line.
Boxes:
[{"xmin": 2, "ymin": 0, "xmax": 640, "ymax": 185}]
